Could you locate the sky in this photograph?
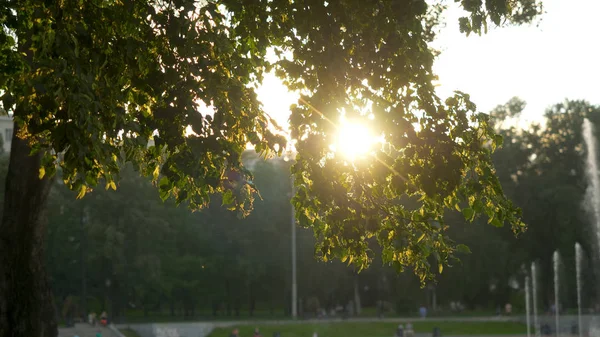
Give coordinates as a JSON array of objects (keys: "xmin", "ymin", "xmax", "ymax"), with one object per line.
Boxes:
[
  {"xmin": 433, "ymin": 0, "xmax": 600, "ymax": 124},
  {"xmin": 256, "ymin": 0, "xmax": 600, "ymax": 131}
]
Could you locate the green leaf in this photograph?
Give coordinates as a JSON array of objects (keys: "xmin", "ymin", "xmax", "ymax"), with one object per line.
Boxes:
[
  {"xmin": 158, "ymin": 176, "xmax": 171, "ymax": 201},
  {"xmin": 462, "ymin": 207, "xmax": 475, "ymax": 222},
  {"xmin": 438, "ymin": 263, "xmax": 443, "ymax": 274},
  {"xmin": 85, "ymin": 175, "xmax": 97, "ymax": 186},
  {"xmin": 222, "ymin": 190, "xmax": 235, "ymax": 206},
  {"xmin": 456, "ymin": 244, "xmax": 471, "ymax": 254},
  {"xmin": 159, "ymin": 189, "xmax": 170, "ymax": 202},
  {"xmin": 473, "ymin": 199, "xmax": 484, "ymax": 213},
  {"xmin": 490, "ymin": 217, "xmax": 503, "ymax": 227},
  {"xmin": 158, "ymin": 176, "xmax": 169, "ymax": 189},
  {"xmin": 494, "ymin": 134, "xmax": 504, "ymax": 148}
]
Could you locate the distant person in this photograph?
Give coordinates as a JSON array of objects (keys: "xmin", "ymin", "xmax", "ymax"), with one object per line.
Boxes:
[
  {"xmin": 62, "ymin": 296, "xmax": 75, "ymax": 328},
  {"xmin": 541, "ymin": 323, "xmax": 552, "ymax": 336},
  {"xmin": 100, "ymin": 311, "xmax": 108, "ymax": 326},
  {"xmin": 89, "ymin": 312, "xmax": 98, "ymax": 326},
  {"xmin": 254, "ymin": 328, "xmax": 262, "ymax": 337},
  {"xmin": 405, "ymin": 323, "xmax": 414, "ymax": 337},
  {"xmin": 419, "ymin": 305, "xmax": 427, "ymax": 319},
  {"xmin": 504, "ymin": 303, "xmax": 512, "ymax": 316},
  {"xmin": 571, "ymin": 321, "xmax": 578, "ymax": 335},
  {"xmin": 396, "ymin": 324, "xmax": 404, "ymax": 337},
  {"xmin": 230, "ymin": 328, "xmax": 240, "ymax": 337}
]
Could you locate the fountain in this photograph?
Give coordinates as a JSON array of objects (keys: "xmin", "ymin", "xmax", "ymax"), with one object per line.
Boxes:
[
  {"xmin": 526, "ymin": 275, "xmax": 532, "ymax": 337},
  {"xmin": 583, "ymin": 117, "xmax": 600, "ymax": 337},
  {"xmin": 576, "ymin": 243, "xmax": 584, "ymax": 337},
  {"xmin": 532, "ymin": 262, "xmax": 540, "ymax": 337},
  {"xmin": 583, "ymin": 119, "xmax": 600, "ymax": 258},
  {"xmin": 553, "ymin": 250, "xmax": 560, "ymax": 337}
]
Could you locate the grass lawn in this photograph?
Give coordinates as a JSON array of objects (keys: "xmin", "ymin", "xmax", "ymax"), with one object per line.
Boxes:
[{"xmin": 208, "ymin": 321, "xmax": 526, "ymax": 337}]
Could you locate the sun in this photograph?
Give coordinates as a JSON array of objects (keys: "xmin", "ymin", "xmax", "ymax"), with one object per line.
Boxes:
[{"xmin": 335, "ymin": 119, "xmax": 378, "ymax": 160}]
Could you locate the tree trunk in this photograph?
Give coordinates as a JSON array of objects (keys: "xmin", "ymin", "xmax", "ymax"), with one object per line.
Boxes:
[
  {"xmin": 225, "ymin": 281, "xmax": 231, "ymax": 316},
  {"xmin": 211, "ymin": 299, "xmax": 218, "ymax": 317},
  {"xmin": 353, "ymin": 275, "xmax": 361, "ymax": 315},
  {"xmin": 248, "ymin": 284, "xmax": 255, "ymax": 317},
  {"xmin": 0, "ymin": 125, "xmax": 57, "ymax": 337},
  {"xmin": 234, "ymin": 298, "xmax": 240, "ymax": 317}
]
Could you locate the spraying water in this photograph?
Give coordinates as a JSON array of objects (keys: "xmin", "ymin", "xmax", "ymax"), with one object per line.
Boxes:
[
  {"xmin": 532, "ymin": 262, "xmax": 540, "ymax": 337},
  {"xmin": 575, "ymin": 243, "xmax": 583, "ymax": 337},
  {"xmin": 553, "ymin": 251, "xmax": 561, "ymax": 337},
  {"xmin": 525, "ymin": 275, "xmax": 531, "ymax": 337},
  {"xmin": 583, "ymin": 118, "xmax": 600, "ymax": 258}
]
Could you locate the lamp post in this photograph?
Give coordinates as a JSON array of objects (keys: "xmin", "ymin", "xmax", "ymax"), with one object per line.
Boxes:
[
  {"xmin": 284, "ymin": 151, "xmax": 297, "ymax": 319},
  {"xmin": 80, "ymin": 205, "xmax": 89, "ymax": 316},
  {"xmin": 291, "ymin": 174, "xmax": 297, "ymax": 319}
]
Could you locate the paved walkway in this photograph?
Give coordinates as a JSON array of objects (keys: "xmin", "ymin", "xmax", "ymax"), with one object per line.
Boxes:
[
  {"xmin": 58, "ymin": 323, "xmax": 115, "ymax": 337},
  {"xmin": 207, "ymin": 315, "xmax": 521, "ymax": 327}
]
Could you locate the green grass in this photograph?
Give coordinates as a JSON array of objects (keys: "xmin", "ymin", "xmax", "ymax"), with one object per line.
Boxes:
[
  {"xmin": 208, "ymin": 321, "xmax": 526, "ymax": 337},
  {"xmin": 356, "ymin": 308, "xmax": 500, "ymax": 319},
  {"xmin": 120, "ymin": 328, "xmax": 142, "ymax": 337}
]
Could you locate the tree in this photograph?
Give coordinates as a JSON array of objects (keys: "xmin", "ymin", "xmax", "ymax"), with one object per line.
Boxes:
[
  {"xmin": 516, "ymin": 100, "xmax": 600, "ymax": 308},
  {"xmin": 0, "ymin": 0, "xmax": 542, "ymax": 335},
  {"xmin": 435, "ymin": 98, "xmax": 600, "ymax": 311}
]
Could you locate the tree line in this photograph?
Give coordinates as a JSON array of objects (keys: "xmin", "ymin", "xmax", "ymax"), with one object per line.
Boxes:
[{"xmin": 0, "ymin": 98, "xmax": 593, "ymax": 322}]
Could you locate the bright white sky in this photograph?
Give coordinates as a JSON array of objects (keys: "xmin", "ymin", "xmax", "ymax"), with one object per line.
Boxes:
[
  {"xmin": 256, "ymin": 0, "xmax": 600, "ymax": 133},
  {"xmin": 433, "ymin": 0, "xmax": 600, "ymax": 124}
]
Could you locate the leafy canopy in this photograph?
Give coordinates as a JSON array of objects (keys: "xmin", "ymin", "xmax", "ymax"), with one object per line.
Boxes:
[{"xmin": 0, "ymin": 0, "xmax": 541, "ymax": 282}]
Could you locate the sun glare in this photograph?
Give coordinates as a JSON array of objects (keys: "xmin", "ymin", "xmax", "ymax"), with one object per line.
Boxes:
[
  {"xmin": 255, "ymin": 72, "xmax": 299, "ymax": 134},
  {"xmin": 335, "ymin": 120, "xmax": 378, "ymax": 160}
]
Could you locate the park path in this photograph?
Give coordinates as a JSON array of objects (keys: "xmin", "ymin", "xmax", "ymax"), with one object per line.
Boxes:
[
  {"xmin": 58, "ymin": 323, "xmax": 116, "ymax": 337},
  {"xmin": 207, "ymin": 315, "xmax": 521, "ymax": 328}
]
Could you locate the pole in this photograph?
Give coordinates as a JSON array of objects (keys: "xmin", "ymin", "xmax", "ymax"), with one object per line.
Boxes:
[
  {"xmin": 526, "ymin": 276, "xmax": 531, "ymax": 337},
  {"xmin": 80, "ymin": 205, "xmax": 87, "ymax": 317},
  {"xmin": 575, "ymin": 244, "xmax": 583, "ymax": 337},
  {"xmin": 432, "ymin": 287, "xmax": 437, "ymax": 312},
  {"xmin": 532, "ymin": 263, "xmax": 540, "ymax": 337},
  {"xmin": 291, "ymin": 174, "xmax": 297, "ymax": 319},
  {"xmin": 554, "ymin": 251, "xmax": 560, "ymax": 337}
]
